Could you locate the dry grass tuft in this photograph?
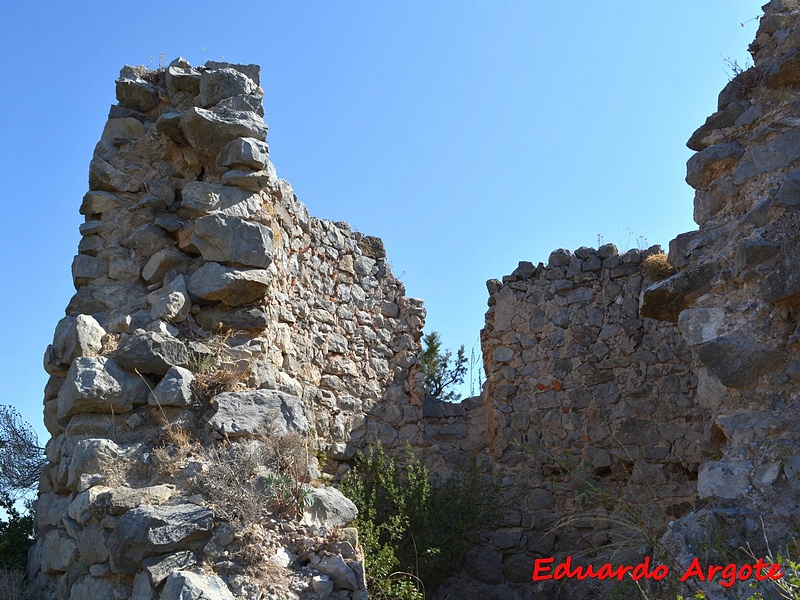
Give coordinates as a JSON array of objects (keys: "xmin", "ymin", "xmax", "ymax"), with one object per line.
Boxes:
[
  {"xmin": 197, "ymin": 435, "xmax": 312, "ymax": 525},
  {"xmin": 642, "ymin": 253, "xmax": 675, "ymax": 281},
  {"xmin": 0, "ymin": 568, "xmax": 30, "ymax": 600},
  {"xmin": 192, "ymin": 365, "xmax": 248, "ymax": 409}
]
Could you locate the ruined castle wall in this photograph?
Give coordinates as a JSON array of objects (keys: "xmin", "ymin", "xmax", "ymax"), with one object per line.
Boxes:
[
  {"xmin": 636, "ymin": 2, "xmax": 800, "ymax": 596},
  {"xmin": 424, "ymin": 246, "xmax": 705, "ymax": 598},
  {"xmin": 33, "ymin": 59, "xmax": 424, "ymax": 599}
]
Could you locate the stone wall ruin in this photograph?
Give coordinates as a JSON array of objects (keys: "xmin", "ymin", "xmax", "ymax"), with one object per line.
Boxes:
[{"xmin": 30, "ymin": 2, "xmax": 800, "ymax": 599}]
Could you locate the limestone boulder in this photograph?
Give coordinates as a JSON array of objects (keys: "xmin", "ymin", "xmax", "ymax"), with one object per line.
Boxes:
[
  {"xmin": 88, "ymin": 157, "xmax": 142, "ymax": 193},
  {"xmin": 217, "ymin": 137, "xmax": 270, "ymax": 170},
  {"xmin": 160, "ymin": 571, "xmax": 234, "ymax": 600},
  {"xmin": 639, "ymin": 262, "xmax": 717, "ymax": 322},
  {"xmin": 116, "ymin": 67, "xmax": 161, "ymax": 111},
  {"xmin": 315, "ymin": 554, "xmax": 358, "ymax": 591},
  {"xmin": 142, "ymin": 551, "xmax": 197, "ymax": 586},
  {"xmin": 68, "ymin": 575, "xmax": 115, "ymax": 600},
  {"xmin": 52, "ymin": 314, "xmax": 106, "ymax": 365},
  {"xmin": 141, "ymin": 248, "xmax": 186, "ymax": 283},
  {"xmin": 57, "ymin": 357, "xmax": 148, "ymax": 420},
  {"xmin": 187, "ymin": 261, "xmax": 271, "ymax": 307},
  {"xmin": 166, "ymin": 58, "xmax": 200, "ymax": 96},
  {"xmin": 697, "ymin": 460, "xmax": 752, "ymax": 499},
  {"xmin": 72, "ymin": 254, "xmax": 108, "ymax": 287},
  {"xmin": 149, "ymin": 365, "xmax": 194, "ymax": 407},
  {"xmin": 148, "ymin": 275, "xmax": 191, "ymax": 323},
  {"xmin": 113, "ymin": 330, "xmax": 188, "ymax": 375},
  {"xmin": 69, "ymin": 484, "xmax": 176, "ymax": 526},
  {"xmin": 107, "ymin": 504, "xmax": 214, "ymax": 574},
  {"xmin": 66, "ymin": 438, "xmax": 136, "ymax": 492},
  {"xmin": 301, "ymin": 486, "xmax": 358, "ymax": 529},
  {"xmin": 221, "ymin": 167, "xmax": 278, "ymax": 192},
  {"xmin": 180, "ymin": 107, "xmax": 268, "ymax": 156},
  {"xmin": 181, "ymin": 181, "xmax": 261, "ymax": 217},
  {"xmin": 695, "ymin": 334, "xmax": 786, "ymax": 388},
  {"xmin": 763, "ymin": 253, "xmax": 800, "ymax": 303},
  {"xmin": 195, "ymin": 305, "xmax": 270, "ymax": 331},
  {"xmin": 191, "ymin": 214, "xmax": 273, "ymax": 268},
  {"xmin": 209, "ymin": 389, "xmax": 310, "ymax": 438},
  {"xmin": 199, "ymin": 67, "xmax": 259, "ymax": 108},
  {"xmin": 41, "ymin": 530, "xmax": 78, "ymax": 573}
]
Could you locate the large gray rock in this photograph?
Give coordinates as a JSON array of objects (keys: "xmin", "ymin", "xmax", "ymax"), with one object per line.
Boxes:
[
  {"xmin": 150, "ymin": 365, "xmax": 194, "ymax": 407},
  {"xmin": 734, "ymin": 130, "xmax": 800, "ymax": 184},
  {"xmin": 69, "ymin": 576, "xmax": 115, "ymax": 600},
  {"xmin": 166, "ymin": 58, "xmax": 200, "ymax": 95},
  {"xmin": 221, "ymin": 168, "xmax": 278, "ymax": 192},
  {"xmin": 181, "ymin": 181, "xmax": 261, "ymax": 217},
  {"xmin": 57, "ymin": 357, "xmax": 149, "ymax": 419},
  {"xmin": 677, "ymin": 308, "xmax": 725, "ymax": 346},
  {"xmin": 696, "ymin": 334, "xmax": 786, "ymax": 388},
  {"xmin": 69, "ymin": 484, "xmax": 176, "ymax": 525},
  {"xmin": 107, "ymin": 504, "xmax": 214, "ymax": 574},
  {"xmin": 639, "ymin": 262, "xmax": 717, "ymax": 322},
  {"xmin": 209, "ymin": 389, "xmax": 310, "ymax": 438},
  {"xmin": 180, "ymin": 107, "xmax": 268, "ymax": 156},
  {"xmin": 195, "ymin": 305, "xmax": 270, "ymax": 331},
  {"xmin": 301, "ymin": 486, "xmax": 358, "ymax": 528},
  {"xmin": 217, "ymin": 137, "xmax": 270, "ymax": 170},
  {"xmin": 80, "ymin": 190, "xmax": 121, "ymax": 215},
  {"xmin": 116, "ymin": 68, "xmax": 161, "ymax": 111},
  {"xmin": 67, "ymin": 438, "xmax": 130, "ymax": 491},
  {"xmin": 763, "ymin": 253, "xmax": 800, "ymax": 303},
  {"xmin": 72, "ymin": 254, "xmax": 108, "ymax": 286},
  {"xmin": 204, "ymin": 61, "xmax": 261, "ymax": 85},
  {"xmin": 41, "ymin": 530, "xmax": 78, "ymax": 573},
  {"xmin": 141, "ymin": 248, "xmax": 186, "ymax": 283},
  {"xmin": 773, "ymin": 167, "xmax": 800, "ymax": 207},
  {"xmin": 52, "ymin": 314, "xmax": 106, "ymax": 365},
  {"xmin": 88, "ymin": 157, "xmax": 142, "ymax": 193},
  {"xmin": 148, "ymin": 275, "xmax": 191, "ymax": 323},
  {"xmin": 160, "ymin": 571, "xmax": 234, "ymax": 600},
  {"xmin": 191, "ymin": 214, "xmax": 273, "ymax": 268},
  {"xmin": 315, "ymin": 554, "xmax": 359, "ymax": 591},
  {"xmin": 113, "ymin": 330, "xmax": 189, "ymax": 375},
  {"xmin": 199, "ymin": 67, "xmax": 258, "ymax": 108},
  {"xmin": 75, "ymin": 524, "xmax": 110, "ymax": 566},
  {"xmin": 187, "ymin": 262, "xmax": 271, "ymax": 307},
  {"xmin": 142, "ymin": 551, "xmax": 197, "ymax": 585},
  {"xmin": 685, "ymin": 142, "xmax": 744, "ymax": 189},
  {"xmin": 697, "ymin": 460, "xmax": 752, "ymax": 499}
]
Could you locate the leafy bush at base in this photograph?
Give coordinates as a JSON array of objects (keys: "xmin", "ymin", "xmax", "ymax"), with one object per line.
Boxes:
[{"xmin": 340, "ymin": 442, "xmax": 498, "ymax": 599}]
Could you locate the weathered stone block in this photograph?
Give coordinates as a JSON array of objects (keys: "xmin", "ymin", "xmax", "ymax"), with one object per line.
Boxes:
[
  {"xmin": 695, "ymin": 334, "xmax": 786, "ymax": 388},
  {"xmin": 187, "ymin": 261, "xmax": 271, "ymax": 307},
  {"xmin": 209, "ymin": 389, "xmax": 310, "ymax": 437},
  {"xmin": 191, "ymin": 214, "xmax": 273, "ymax": 268},
  {"xmin": 180, "ymin": 107, "xmax": 268, "ymax": 156},
  {"xmin": 57, "ymin": 357, "xmax": 148, "ymax": 419},
  {"xmin": 107, "ymin": 504, "xmax": 213, "ymax": 574}
]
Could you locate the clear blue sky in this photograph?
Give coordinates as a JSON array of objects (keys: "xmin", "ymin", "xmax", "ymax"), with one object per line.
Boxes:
[{"xmin": 0, "ymin": 1, "xmax": 761, "ymax": 440}]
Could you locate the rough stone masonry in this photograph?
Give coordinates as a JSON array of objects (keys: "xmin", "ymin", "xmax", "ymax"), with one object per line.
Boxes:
[{"xmin": 31, "ymin": 1, "xmax": 800, "ymax": 598}]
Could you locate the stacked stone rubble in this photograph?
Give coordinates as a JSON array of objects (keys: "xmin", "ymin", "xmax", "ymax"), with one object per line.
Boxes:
[
  {"xmin": 33, "ymin": 57, "xmax": 425, "ymax": 599},
  {"xmin": 35, "ymin": 2, "xmax": 800, "ymax": 598},
  {"xmin": 639, "ymin": 1, "xmax": 800, "ymax": 597},
  {"xmin": 429, "ymin": 246, "xmax": 704, "ymax": 599}
]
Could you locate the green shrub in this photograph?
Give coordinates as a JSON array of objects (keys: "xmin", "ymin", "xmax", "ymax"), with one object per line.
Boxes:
[
  {"xmin": 0, "ymin": 495, "xmax": 33, "ymax": 571},
  {"xmin": 340, "ymin": 442, "xmax": 498, "ymax": 599}
]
